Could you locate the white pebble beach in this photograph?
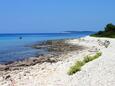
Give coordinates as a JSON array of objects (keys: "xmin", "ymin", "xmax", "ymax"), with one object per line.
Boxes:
[{"xmin": 0, "ymin": 36, "xmax": 115, "ymax": 86}]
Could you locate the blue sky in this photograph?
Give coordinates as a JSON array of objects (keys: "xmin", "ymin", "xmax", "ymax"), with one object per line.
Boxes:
[{"xmin": 0, "ymin": 0, "xmax": 115, "ymax": 33}]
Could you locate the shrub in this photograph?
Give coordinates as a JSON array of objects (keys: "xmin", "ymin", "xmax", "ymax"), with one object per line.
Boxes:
[
  {"xmin": 67, "ymin": 52, "xmax": 102, "ymax": 75},
  {"xmin": 83, "ymin": 56, "xmax": 93, "ymax": 63},
  {"xmin": 83, "ymin": 52, "xmax": 102, "ymax": 63},
  {"xmin": 91, "ymin": 23, "xmax": 115, "ymax": 38},
  {"xmin": 67, "ymin": 61, "xmax": 84, "ymax": 75}
]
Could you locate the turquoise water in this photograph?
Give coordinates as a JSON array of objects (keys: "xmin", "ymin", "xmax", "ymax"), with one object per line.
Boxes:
[{"xmin": 0, "ymin": 32, "xmax": 94, "ymax": 64}]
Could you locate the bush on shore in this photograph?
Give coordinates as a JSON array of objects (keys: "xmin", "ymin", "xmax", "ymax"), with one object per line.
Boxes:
[
  {"xmin": 91, "ymin": 23, "xmax": 115, "ymax": 38},
  {"xmin": 67, "ymin": 52, "xmax": 102, "ymax": 75}
]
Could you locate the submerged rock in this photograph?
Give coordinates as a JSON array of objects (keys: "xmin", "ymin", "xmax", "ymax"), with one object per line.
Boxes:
[{"xmin": 0, "ymin": 39, "xmax": 85, "ymax": 72}]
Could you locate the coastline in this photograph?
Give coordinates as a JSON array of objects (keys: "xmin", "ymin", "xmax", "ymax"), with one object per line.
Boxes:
[
  {"xmin": 0, "ymin": 38, "xmax": 86, "ymax": 74},
  {"xmin": 1, "ymin": 36, "xmax": 115, "ymax": 86}
]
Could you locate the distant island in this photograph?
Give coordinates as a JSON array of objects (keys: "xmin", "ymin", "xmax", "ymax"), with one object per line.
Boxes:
[
  {"xmin": 91, "ymin": 23, "xmax": 115, "ymax": 38},
  {"xmin": 64, "ymin": 31, "xmax": 95, "ymax": 33}
]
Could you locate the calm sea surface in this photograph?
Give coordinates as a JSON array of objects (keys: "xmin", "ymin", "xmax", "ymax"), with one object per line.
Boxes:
[{"xmin": 0, "ymin": 32, "xmax": 94, "ymax": 64}]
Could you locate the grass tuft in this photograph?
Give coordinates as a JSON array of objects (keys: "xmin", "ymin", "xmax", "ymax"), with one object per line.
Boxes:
[
  {"xmin": 67, "ymin": 61, "xmax": 84, "ymax": 75},
  {"xmin": 67, "ymin": 52, "xmax": 102, "ymax": 75}
]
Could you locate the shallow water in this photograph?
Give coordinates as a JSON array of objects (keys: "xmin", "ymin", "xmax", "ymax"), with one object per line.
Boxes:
[{"xmin": 0, "ymin": 32, "xmax": 94, "ymax": 64}]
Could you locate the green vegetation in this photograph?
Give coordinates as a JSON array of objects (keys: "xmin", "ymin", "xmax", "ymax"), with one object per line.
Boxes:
[
  {"xmin": 67, "ymin": 61, "xmax": 85, "ymax": 75},
  {"xmin": 67, "ymin": 52, "xmax": 102, "ymax": 75},
  {"xmin": 91, "ymin": 23, "xmax": 115, "ymax": 38},
  {"xmin": 83, "ymin": 52, "xmax": 102, "ymax": 63}
]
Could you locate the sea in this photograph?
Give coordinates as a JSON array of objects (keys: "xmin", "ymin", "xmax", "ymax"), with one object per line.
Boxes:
[{"xmin": 0, "ymin": 31, "xmax": 95, "ymax": 64}]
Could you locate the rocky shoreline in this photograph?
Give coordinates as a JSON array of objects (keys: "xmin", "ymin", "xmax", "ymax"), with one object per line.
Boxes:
[
  {"xmin": 0, "ymin": 39, "xmax": 86, "ymax": 74},
  {"xmin": 1, "ymin": 36, "xmax": 115, "ymax": 86}
]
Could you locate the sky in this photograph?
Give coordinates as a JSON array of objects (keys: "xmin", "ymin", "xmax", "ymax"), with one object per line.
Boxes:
[{"xmin": 0, "ymin": 0, "xmax": 115, "ymax": 33}]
